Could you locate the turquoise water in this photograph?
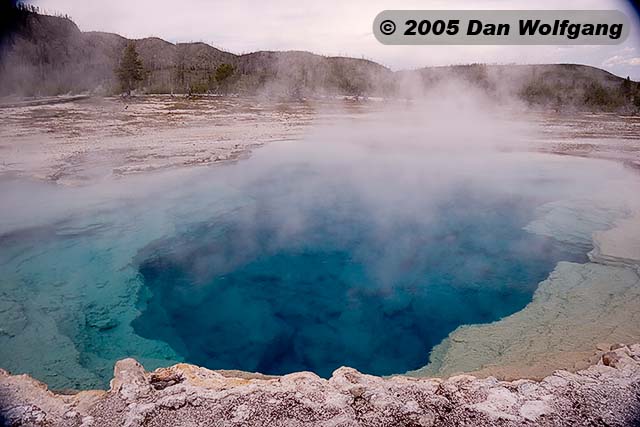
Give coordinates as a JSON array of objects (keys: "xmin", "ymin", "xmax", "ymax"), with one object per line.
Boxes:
[
  {"xmin": 0, "ymin": 123, "xmax": 626, "ymax": 389},
  {"xmin": 132, "ymin": 188, "xmax": 583, "ymax": 378}
]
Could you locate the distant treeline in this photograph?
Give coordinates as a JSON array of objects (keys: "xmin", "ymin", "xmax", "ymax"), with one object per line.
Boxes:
[{"xmin": 1, "ymin": 2, "xmax": 639, "ymax": 112}]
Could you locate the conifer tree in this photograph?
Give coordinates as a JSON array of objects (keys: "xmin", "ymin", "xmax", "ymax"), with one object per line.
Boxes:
[
  {"xmin": 116, "ymin": 42, "xmax": 144, "ymax": 95},
  {"xmin": 214, "ymin": 63, "xmax": 235, "ymax": 93}
]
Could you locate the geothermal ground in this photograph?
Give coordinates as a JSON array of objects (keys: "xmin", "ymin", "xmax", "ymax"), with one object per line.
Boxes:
[
  {"xmin": 1, "ymin": 96, "xmax": 640, "ymax": 426},
  {"xmin": 1, "ymin": 96, "xmax": 638, "ymax": 185},
  {"xmin": 0, "ymin": 96, "xmax": 370, "ymax": 185}
]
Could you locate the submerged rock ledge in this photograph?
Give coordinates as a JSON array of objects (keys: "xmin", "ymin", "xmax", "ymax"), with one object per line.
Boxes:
[
  {"xmin": 1, "ymin": 344, "xmax": 640, "ymax": 427},
  {"xmin": 412, "ymin": 207, "xmax": 640, "ymax": 381}
]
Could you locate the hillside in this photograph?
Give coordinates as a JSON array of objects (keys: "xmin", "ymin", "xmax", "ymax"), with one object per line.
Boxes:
[
  {"xmin": 0, "ymin": 5, "xmax": 393, "ymax": 98},
  {"xmin": 1, "ymin": 4, "xmax": 639, "ymax": 111}
]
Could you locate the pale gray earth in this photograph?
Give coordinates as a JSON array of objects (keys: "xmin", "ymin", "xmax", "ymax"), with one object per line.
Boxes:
[{"xmin": 0, "ymin": 96, "xmax": 378, "ymax": 185}]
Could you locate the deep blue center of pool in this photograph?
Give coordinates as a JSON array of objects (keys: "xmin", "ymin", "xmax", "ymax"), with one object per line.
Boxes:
[{"xmin": 132, "ymin": 184, "xmax": 584, "ymax": 377}]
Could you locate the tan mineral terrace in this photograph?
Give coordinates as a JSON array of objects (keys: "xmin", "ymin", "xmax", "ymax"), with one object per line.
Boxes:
[{"xmin": 409, "ymin": 209, "xmax": 640, "ymax": 381}]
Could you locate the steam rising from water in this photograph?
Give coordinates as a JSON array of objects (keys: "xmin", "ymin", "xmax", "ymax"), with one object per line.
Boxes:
[
  {"xmin": 0, "ymin": 91, "xmax": 637, "ymax": 388},
  {"xmin": 126, "ymin": 96, "xmax": 605, "ymax": 377}
]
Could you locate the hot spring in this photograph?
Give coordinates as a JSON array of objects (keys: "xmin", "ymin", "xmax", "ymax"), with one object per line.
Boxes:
[
  {"xmin": 0, "ymin": 108, "xmax": 634, "ymax": 389},
  {"xmin": 131, "ymin": 184, "xmax": 584, "ymax": 378}
]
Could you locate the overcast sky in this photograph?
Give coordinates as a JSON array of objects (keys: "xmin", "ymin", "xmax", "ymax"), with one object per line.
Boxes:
[{"xmin": 31, "ymin": 0, "xmax": 640, "ymax": 79}]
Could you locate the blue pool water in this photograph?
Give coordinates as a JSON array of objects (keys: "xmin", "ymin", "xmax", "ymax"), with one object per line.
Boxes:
[
  {"xmin": 2, "ymin": 117, "xmax": 625, "ymax": 389},
  {"xmin": 131, "ymin": 179, "xmax": 585, "ymax": 378}
]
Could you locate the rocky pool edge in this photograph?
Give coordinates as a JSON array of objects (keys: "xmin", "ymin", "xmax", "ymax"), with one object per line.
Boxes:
[{"xmin": 1, "ymin": 343, "xmax": 640, "ymax": 426}]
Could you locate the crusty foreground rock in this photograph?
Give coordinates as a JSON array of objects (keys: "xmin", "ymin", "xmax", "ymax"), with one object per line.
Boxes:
[{"xmin": 1, "ymin": 344, "xmax": 640, "ymax": 427}]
